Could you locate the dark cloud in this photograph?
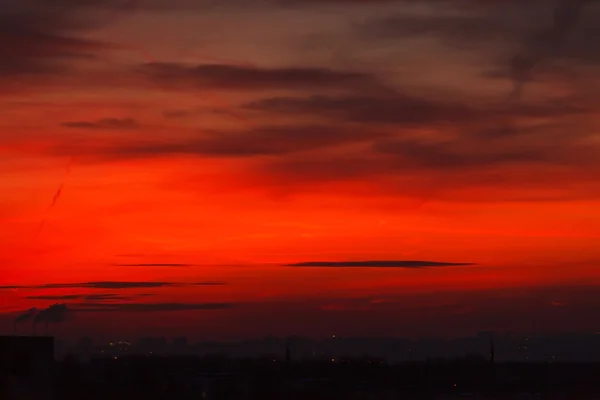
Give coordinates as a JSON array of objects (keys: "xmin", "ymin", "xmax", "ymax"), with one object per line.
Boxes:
[
  {"xmin": 70, "ymin": 302, "xmax": 236, "ymax": 312},
  {"xmin": 286, "ymin": 260, "xmax": 475, "ymax": 268},
  {"xmin": 372, "ymin": 138, "xmax": 556, "ymax": 169},
  {"xmin": 3, "ymin": 0, "xmax": 599, "ymax": 206},
  {"xmin": 243, "ymin": 93, "xmax": 590, "ymax": 129},
  {"xmin": 252, "ymin": 122, "xmax": 600, "ymax": 202},
  {"xmin": 0, "ymin": 0, "xmax": 119, "ymax": 80},
  {"xmin": 356, "ymin": 0, "xmax": 552, "ymax": 44},
  {"xmin": 135, "ymin": 62, "xmax": 382, "ymax": 92},
  {"xmin": 83, "ymin": 294, "xmax": 122, "ymax": 301},
  {"xmin": 3, "ymin": 281, "xmax": 226, "ymax": 291},
  {"xmin": 83, "ymin": 293, "xmax": 153, "ymax": 301},
  {"xmin": 282, "ymin": 0, "xmax": 542, "ymax": 6},
  {"xmin": 27, "ymin": 294, "xmax": 83, "ymax": 300},
  {"xmin": 234, "ymin": 94, "xmax": 596, "ymax": 180},
  {"xmin": 48, "ymin": 123, "xmax": 391, "ymax": 161},
  {"xmin": 26, "ymin": 293, "xmax": 154, "ymax": 301},
  {"xmin": 509, "ymin": 0, "xmax": 599, "ymax": 98},
  {"xmin": 28, "ymin": 0, "xmax": 219, "ymax": 11},
  {"xmin": 179, "ymin": 125, "xmax": 388, "ymax": 157},
  {"xmin": 47, "ymin": 281, "xmax": 174, "ymax": 289},
  {"xmin": 0, "ymin": 281, "xmax": 177, "ymax": 290},
  {"xmin": 244, "ymin": 94, "xmax": 475, "ymax": 125},
  {"xmin": 202, "ymin": 125, "xmax": 388, "ymax": 156},
  {"xmin": 359, "ymin": 11, "xmax": 527, "ymax": 45},
  {"xmin": 356, "ymin": 0, "xmax": 600, "ymax": 98},
  {"xmin": 114, "ymin": 263, "xmax": 194, "ymax": 267},
  {"xmin": 61, "ymin": 118, "xmax": 139, "ymax": 130}
]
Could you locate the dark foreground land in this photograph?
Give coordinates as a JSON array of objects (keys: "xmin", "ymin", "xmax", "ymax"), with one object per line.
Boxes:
[{"xmin": 49, "ymin": 355, "xmax": 600, "ymax": 400}]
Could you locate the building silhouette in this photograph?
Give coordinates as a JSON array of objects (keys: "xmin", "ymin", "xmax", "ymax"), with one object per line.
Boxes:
[{"xmin": 1, "ymin": 336, "xmax": 55, "ymax": 400}]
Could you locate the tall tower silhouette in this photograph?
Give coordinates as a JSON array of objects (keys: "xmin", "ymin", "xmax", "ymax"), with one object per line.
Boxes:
[{"xmin": 489, "ymin": 337, "xmax": 495, "ymax": 364}]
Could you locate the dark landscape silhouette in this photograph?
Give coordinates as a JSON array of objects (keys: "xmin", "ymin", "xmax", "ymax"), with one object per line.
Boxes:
[{"xmin": 5, "ymin": 333, "xmax": 600, "ymax": 399}]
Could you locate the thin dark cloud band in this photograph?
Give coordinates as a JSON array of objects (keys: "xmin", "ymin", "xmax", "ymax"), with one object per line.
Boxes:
[
  {"xmin": 70, "ymin": 302, "xmax": 236, "ymax": 312},
  {"xmin": 285, "ymin": 260, "xmax": 476, "ymax": 268},
  {"xmin": 114, "ymin": 263, "xmax": 194, "ymax": 267},
  {"xmin": 0, "ymin": 280, "xmax": 226, "ymax": 290}
]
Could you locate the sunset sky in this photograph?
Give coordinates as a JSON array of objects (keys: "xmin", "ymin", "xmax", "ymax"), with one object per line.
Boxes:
[{"xmin": 2, "ymin": 0, "xmax": 600, "ymax": 341}]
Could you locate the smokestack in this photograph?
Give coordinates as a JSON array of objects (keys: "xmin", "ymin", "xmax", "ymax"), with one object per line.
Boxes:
[
  {"xmin": 13, "ymin": 307, "xmax": 38, "ymax": 336},
  {"xmin": 33, "ymin": 303, "xmax": 70, "ymax": 335}
]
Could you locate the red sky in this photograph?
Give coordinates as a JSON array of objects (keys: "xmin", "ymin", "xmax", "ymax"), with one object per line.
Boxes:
[{"xmin": 2, "ymin": 0, "xmax": 600, "ymax": 340}]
